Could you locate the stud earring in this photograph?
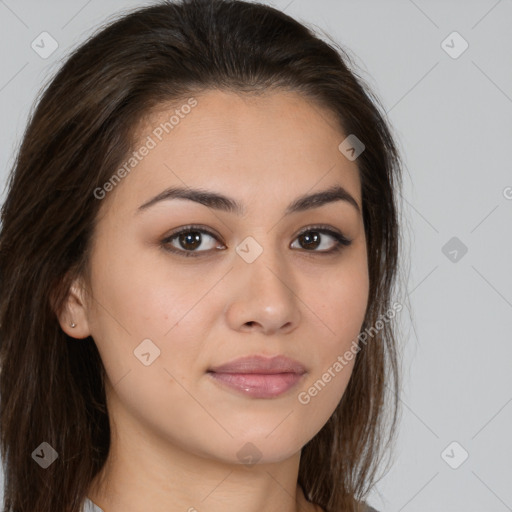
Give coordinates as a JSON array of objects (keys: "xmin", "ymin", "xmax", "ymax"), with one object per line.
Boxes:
[{"xmin": 70, "ymin": 322, "xmax": 76, "ymax": 328}]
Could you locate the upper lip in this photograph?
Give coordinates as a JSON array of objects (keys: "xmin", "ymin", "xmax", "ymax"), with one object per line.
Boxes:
[{"xmin": 208, "ymin": 355, "xmax": 307, "ymax": 374}]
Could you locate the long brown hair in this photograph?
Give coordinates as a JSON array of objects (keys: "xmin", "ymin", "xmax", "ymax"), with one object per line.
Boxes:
[{"xmin": 0, "ymin": 1, "xmax": 404, "ymax": 511}]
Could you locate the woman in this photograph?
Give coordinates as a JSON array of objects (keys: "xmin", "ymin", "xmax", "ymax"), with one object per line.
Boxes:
[{"xmin": 0, "ymin": 1, "xmax": 404, "ymax": 511}]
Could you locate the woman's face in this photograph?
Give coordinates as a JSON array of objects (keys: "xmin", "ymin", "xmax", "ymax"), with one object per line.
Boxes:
[{"xmin": 64, "ymin": 89, "xmax": 369, "ymax": 465}]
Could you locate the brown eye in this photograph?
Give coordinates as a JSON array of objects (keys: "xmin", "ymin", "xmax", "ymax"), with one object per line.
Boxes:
[
  {"xmin": 177, "ymin": 230, "xmax": 202, "ymax": 251},
  {"xmin": 162, "ymin": 226, "xmax": 224, "ymax": 257},
  {"xmin": 161, "ymin": 224, "xmax": 351, "ymax": 259},
  {"xmin": 291, "ymin": 226, "xmax": 352, "ymax": 253},
  {"xmin": 297, "ymin": 231, "xmax": 322, "ymax": 250}
]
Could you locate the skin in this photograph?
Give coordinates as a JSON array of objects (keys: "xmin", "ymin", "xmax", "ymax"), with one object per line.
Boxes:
[{"xmin": 58, "ymin": 89, "xmax": 369, "ymax": 512}]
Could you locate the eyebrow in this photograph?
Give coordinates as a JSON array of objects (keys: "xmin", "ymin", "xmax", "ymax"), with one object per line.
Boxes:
[{"xmin": 136, "ymin": 184, "xmax": 361, "ymax": 216}]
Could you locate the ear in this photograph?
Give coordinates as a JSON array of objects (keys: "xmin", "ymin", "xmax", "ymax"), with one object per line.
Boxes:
[{"xmin": 56, "ymin": 277, "xmax": 92, "ymax": 340}]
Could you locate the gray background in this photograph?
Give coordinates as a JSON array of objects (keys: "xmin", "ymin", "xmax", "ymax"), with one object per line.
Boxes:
[{"xmin": 1, "ymin": 0, "xmax": 511, "ymax": 511}]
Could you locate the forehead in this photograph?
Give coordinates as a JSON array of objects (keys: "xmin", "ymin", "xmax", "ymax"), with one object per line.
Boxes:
[
  {"xmin": 101, "ymin": 89, "xmax": 362, "ymax": 217},
  {"xmin": 143, "ymin": 88, "xmax": 347, "ymax": 157}
]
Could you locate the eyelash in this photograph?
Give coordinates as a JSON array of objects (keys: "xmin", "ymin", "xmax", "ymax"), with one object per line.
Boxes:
[{"xmin": 160, "ymin": 224, "xmax": 352, "ymax": 258}]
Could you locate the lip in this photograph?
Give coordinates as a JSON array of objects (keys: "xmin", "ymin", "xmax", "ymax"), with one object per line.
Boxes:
[
  {"xmin": 208, "ymin": 354, "xmax": 307, "ymax": 374},
  {"xmin": 207, "ymin": 355, "xmax": 307, "ymax": 399}
]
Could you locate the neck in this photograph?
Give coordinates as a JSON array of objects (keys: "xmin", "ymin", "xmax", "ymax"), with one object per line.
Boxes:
[{"xmin": 87, "ymin": 394, "xmax": 320, "ymax": 512}]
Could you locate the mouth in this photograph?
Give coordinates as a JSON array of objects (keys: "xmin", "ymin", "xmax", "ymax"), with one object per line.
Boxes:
[{"xmin": 207, "ymin": 354, "xmax": 307, "ymax": 399}]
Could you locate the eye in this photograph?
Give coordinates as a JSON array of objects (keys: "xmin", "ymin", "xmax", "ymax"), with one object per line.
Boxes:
[
  {"xmin": 161, "ymin": 224, "xmax": 352, "ymax": 258},
  {"xmin": 290, "ymin": 225, "xmax": 352, "ymax": 254},
  {"xmin": 161, "ymin": 225, "xmax": 225, "ymax": 258}
]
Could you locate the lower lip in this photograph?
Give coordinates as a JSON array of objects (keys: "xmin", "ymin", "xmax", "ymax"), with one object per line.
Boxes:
[{"xmin": 208, "ymin": 372, "xmax": 305, "ymax": 398}]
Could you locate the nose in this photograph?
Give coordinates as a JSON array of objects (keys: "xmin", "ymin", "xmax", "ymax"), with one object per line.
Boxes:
[{"xmin": 223, "ymin": 244, "xmax": 301, "ymax": 336}]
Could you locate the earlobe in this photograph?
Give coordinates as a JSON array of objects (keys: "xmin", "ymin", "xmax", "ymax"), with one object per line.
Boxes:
[{"xmin": 57, "ymin": 279, "xmax": 92, "ymax": 340}]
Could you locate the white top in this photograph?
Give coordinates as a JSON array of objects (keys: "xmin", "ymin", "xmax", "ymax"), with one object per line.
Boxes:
[
  {"xmin": 82, "ymin": 496, "xmax": 378, "ymax": 512},
  {"xmin": 83, "ymin": 497, "xmax": 104, "ymax": 512}
]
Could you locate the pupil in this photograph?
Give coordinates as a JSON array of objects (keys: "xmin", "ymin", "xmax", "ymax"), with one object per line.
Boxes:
[
  {"xmin": 180, "ymin": 231, "xmax": 201, "ymax": 250},
  {"xmin": 300, "ymin": 231, "xmax": 320, "ymax": 249}
]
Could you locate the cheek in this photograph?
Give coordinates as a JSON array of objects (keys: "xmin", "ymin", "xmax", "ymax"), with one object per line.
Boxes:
[
  {"xmin": 302, "ymin": 257, "xmax": 368, "ymax": 402},
  {"xmin": 105, "ymin": 357, "xmax": 216, "ymax": 457},
  {"xmin": 88, "ymin": 237, "xmax": 184, "ymax": 334},
  {"xmin": 316, "ymin": 258, "xmax": 369, "ymax": 348},
  {"xmin": 87, "ymin": 241, "xmax": 217, "ymax": 384}
]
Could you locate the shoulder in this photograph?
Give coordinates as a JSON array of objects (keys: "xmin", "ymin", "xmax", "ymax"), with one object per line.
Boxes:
[{"xmin": 82, "ymin": 497, "xmax": 105, "ymax": 512}]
